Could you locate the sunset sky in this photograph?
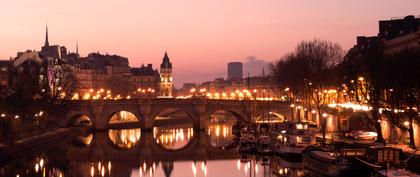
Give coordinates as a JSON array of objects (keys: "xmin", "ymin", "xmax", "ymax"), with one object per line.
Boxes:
[{"xmin": 1, "ymin": 0, "xmax": 420, "ymax": 87}]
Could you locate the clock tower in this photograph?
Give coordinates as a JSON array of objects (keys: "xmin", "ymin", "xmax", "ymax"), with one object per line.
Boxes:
[{"xmin": 159, "ymin": 52, "xmax": 173, "ymax": 98}]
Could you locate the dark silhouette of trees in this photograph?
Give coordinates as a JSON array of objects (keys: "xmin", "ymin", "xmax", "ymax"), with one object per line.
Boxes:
[
  {"xmin": 0, "ymin": 58, "xmax": 77, "ymax": 140},
  {"xmin": 270, "ymin": 39, "xmax": 343, "ymax": 146},
  {"xmin": 382, "ymin": 48, "xmax": 420, "ymax": 148},
  {"xmin": 341, "ymin": 43, "xmax": 387, "ymax": 144}
]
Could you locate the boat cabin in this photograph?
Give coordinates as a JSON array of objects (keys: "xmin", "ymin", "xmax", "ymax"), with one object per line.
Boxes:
[{"xmin": 365, "ymin": 147, "xmax": 402, "ymax": 166}]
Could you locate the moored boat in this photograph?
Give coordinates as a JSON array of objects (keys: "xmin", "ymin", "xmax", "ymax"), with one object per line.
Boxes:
[
  {"xmin": 239, "ymin": 134, "xmax": 257, "ymax": 153},
  {"xmin": 271, "ymin": 122, "xmax": 316, "ymax": 157},
  {"xmin": 257, "ymin": 135, "xmax": 273, "ymax": 155},
  {"xmin": 302, "ymin": 147, "xmax": 371, "ymax": 177}
]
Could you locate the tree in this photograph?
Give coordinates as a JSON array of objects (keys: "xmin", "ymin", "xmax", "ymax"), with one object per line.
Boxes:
[
  {"xmin": 270, "ymin": 39, "xmax": 343, "ymax": 146},
  {"xmin": 40, "ymin": 64, "xmax": 78, "ymax": 122},
  {"xmin": 0, "ymin": 57, "xmax": 77, "ymax": 139},
  {"xmin": 382, "ymin": 48, "xmax": 420, "ymax": 148},
  {"xmin": 341, "ymin": 42, "xmax": 387, "ymax": 144}
]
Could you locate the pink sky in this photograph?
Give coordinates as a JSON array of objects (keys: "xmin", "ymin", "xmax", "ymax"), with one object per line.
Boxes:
[{"xmin": 1, "ymin": 0, "xmax": 419, "ymax": 87}]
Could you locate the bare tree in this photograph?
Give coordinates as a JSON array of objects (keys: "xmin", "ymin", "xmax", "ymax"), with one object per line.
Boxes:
[
  {"xmin": 341, "ymin": 42, "xmax": 387, "ymax": 144},
  {"xmin": 270, "ymin": 39, "xmax": 344, "ymax": 146},
  {"xmin": 383, "ymin": 48, "xmax": 420, "ymax": 148}
]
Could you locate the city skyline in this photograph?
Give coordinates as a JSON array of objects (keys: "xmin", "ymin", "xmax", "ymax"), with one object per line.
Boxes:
[{"xmin": 1, "ymin": 0, "xmax": 420, "ymax": 86}]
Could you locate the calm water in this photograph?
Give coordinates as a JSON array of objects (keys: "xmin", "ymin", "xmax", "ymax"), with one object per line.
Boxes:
[{"xmin": 0, "ymin": 121, "xmax": 317, "ymax": 177}]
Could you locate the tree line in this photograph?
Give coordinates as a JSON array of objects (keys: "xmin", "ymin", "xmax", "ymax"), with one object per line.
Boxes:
[{"xmin": 270, "ymin": 39, "xmax": 420, "ymax": 148}]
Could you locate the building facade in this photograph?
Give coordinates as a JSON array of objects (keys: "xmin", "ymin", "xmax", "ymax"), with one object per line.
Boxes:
[
  {"xmin": 158, "ymin": 52, "xmax": 173, "ymax": 98},
  {"xmin": 0, "ymin": 60, "xmax": 11, "ymax": 87},
  {"xmin": 2, "ymin": 27, "xmax": 173, "ymax": 99}
]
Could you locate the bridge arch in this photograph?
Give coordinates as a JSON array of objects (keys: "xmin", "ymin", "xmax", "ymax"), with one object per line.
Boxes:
[
  {"xmin": 107, "ymin": 110, "xmax": 142, "ymax": 149},
  {"xmin": 206, "ymin": 108, "xmax": 248, "ymax": 123},
  {"xmin": 151, "ymin": 108, "xmax": 196, "ymax": 151},
  {"xmin": 67, "ymin": 114, "xmax": 94, "ymax": 128},
  {"xmin": 255, "ymin": 111, "xmax": 287, "ymax": 124},
  {"xmin": 204, "ymin": 109, "xmax": 243, "ymax": 149},
  {"xmin": 150, "ymin": 108, "xmax": 196, "ymax": 129},
  {"xmin": 108, "ymin": 110, "xmax": 140, "ymax": 124}
]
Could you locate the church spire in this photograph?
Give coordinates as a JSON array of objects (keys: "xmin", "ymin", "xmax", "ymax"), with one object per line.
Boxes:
[
  {"xmin": 76, "ymin": 41, "xmax": 79, "ymax": 55},
  {"xmin": 161, "ymin": 51, "xmax": 172, "ymax": 69},
  {"xmin": 44, "ymin": 25, "xmax": 49, "ymax": 47}
]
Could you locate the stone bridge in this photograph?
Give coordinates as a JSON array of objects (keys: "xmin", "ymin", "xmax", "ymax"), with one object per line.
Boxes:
[{"xmin": 59, "ymin": 99, "xmax": 292, "ymax": 130}]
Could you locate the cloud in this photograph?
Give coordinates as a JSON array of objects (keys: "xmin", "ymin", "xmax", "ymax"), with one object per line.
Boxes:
[{"xmin": 242, "ymin": 56, "xmax": 270, "ymax": 77}]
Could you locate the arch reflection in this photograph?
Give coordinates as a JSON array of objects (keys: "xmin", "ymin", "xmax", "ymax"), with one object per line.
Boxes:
[
  {"xmin": 108, "ymin": 128, "xmax": 141, "ymax": 149},
  {"xmin": 108, "ymin": 111, "xmax": 141, "ymax": 149},
  {"xmin": 73, "ymin": 133, "xmax": 93, "ymax": 147},
  {"xmin": 207, "ymin": 110, "xmax": 237, "ymax": 148},
  {"xmin": 153, "ymin": 127, "xmax": 193, "ymax": 150},
  {"xmin": 153, "ymin": 109, "xmax": 194, "ymax": 150}
]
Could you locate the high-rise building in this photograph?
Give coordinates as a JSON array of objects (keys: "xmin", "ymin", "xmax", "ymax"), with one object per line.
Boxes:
[
  {"xmin": 159, "ymin": 52, "xmax": 173, "ymax": 98},
  {"xmin": 227, "ymin": 62, "xmax": 243, "ymax": 80}
]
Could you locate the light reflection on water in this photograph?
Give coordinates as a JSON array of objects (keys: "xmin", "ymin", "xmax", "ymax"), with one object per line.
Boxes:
[
  {"xmin": 0, "ymin": 121, "xmax": 316, "ymax": 177},
  {"xmin": 153, "ymin": 127, "xmax": 194, "ymax": 150},
  {"xmin": 207, "ymin": 122, "xmax": 235, "ymax": 148},
  {"xmin": 108, "ymin": 128, "xmax": 141, "ymax": 148},
  {"xmin": 129, "ymin": 158, "xmax": 310, "ymax": 177},
  {"xmin": 73, "ymin": 133, "xmax": 94, "ymax": 147}
]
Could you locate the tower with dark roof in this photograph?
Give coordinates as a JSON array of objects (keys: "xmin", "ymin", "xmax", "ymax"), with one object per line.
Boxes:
[
  {"xmin": 45, "ymin": 25, "xmax": 49, "ymax": 47},
  {"xmin": 159, "ymin": 52, "xmax": 173, "ymax": 97}
]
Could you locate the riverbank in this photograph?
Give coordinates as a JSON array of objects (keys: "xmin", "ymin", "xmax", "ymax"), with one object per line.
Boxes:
[{"xmin": 0, "ymin": 127, "xmax": 82, "ymax": 166}]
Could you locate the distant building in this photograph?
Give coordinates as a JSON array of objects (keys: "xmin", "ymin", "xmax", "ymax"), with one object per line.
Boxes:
[
  {"xmin": 3, "ymin": 26, "xmax": 174, "ymax": 99},
  {"xmin": 9, "ymin": 51, "xmax": 48, "ymax": 92},
  {"xmin": 176, "ymin": 76, "xmax": 281, "ymax": 100},
  {"xmin": 130, "ymin": 64, "xmax": 160, "ymax": 95},
  {"xmin": 355, "ymin": 36, "xmax": 381, "ymax": 50},
  {"xmin": 158, "ymin": 52, "xmax": 173, "ymax": 98},
  {"xmin": 379, "ymin": 15, "xmax": 420, "ymax": 40},
  {"xmin": 41, "ymin": 26, "xmax": 67, "ymax": 64},
  {"xmin": 227, "ymin": 62, "xmax": 243, "ymax": 80},
  {"xmin": 383, "ymin": 30, "xmax": 420, "ymax": 55},
  {"xmin": 0, "ymin": 60, "xmax": 11, "ymax": 87}
]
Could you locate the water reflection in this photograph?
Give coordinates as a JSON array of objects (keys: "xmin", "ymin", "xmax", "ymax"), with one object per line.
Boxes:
[
  {"xmin": 207, "ymin": 122, "xmax": 235, "ymax": 148},
  {"xmin": 73, "ymin": 133, "xmax": 94, "ymax": 147},
  {"xmin": 207, "ymin": 110, "xmax": 237, "ymax": 148},
  {"xmin": 108, "ymin": 128, "xmax": 141, "ymax": 148},
  {"xmin": 1, "ymin": 154, "xmax": 313, "ymax": 177},
  {"xmin": 153, "ymin": 127, "xmax": 193, "ymax": 150},
  {"xmin": 1, "ymin": 125, "xmax": 321, "ymax": 177},
  {"xmin": 237, "ymin": 156, "xmax": 310, "ymax": 177},
  {"xmin": 0, "ymin": 153, "xmax": 66, "ymax": 177},
  {"xmin": 89, "ymin": 161, "xmax": 112, "ymax": 177}
]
